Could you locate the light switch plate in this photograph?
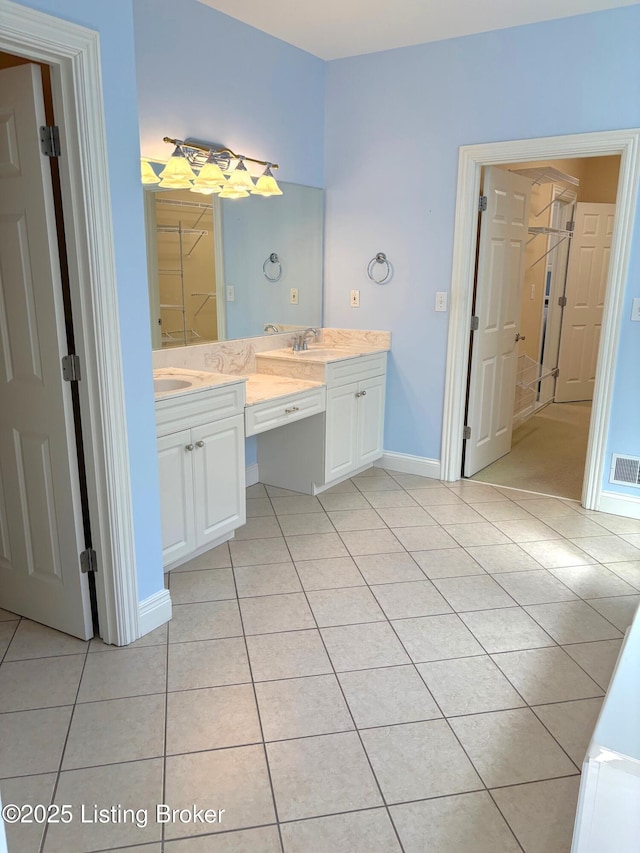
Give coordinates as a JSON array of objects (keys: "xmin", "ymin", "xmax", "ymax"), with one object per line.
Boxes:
[
  {"xmin": 226, "ymin": 285, "xmax": 235, "ymax": 302},
  {"xmin": 435, "ymin": 291, "xmax": 448, "ymax": 312},
  {"xmin": 290, "ymin": 288, "xmax": 299, "ymax": 305},
  {"xmin": 632, "ymin": 297, "xmax": 640, "ymax": 321},
  {"xmin": 350, "ymin": 289, "xmax": 360, "ymax": 307}
]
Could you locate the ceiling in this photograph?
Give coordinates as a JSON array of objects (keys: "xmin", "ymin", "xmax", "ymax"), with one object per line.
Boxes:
[{"xmin": 196, "ymin": 0, "xmax": 636, "ymax": 60}]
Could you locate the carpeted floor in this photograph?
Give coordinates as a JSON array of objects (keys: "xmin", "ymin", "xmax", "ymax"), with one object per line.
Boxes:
[{"xmin": 471, "ymin": 402, "xmax": 592, "ymax": 500}]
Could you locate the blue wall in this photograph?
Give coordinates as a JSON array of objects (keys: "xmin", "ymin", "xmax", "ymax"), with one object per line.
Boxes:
[
  {"xmin": 324, "ymin": 5, "xmax": 640, "ymax": 491},
  {"xmin": 14, "ymin": 0, "xmax": 164, "ymax": 599},
  {"xmin": 133, "ymin": 0, "xmax": 325, "ymax": 188}
]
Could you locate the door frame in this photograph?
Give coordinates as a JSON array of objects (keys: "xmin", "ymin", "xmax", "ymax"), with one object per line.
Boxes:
[
  {"xmin": 1, "ymin": 0, "xmax": 139, "ymax": 644},
  {"xmin": 441, "ymin": 129, "xmax": 640, "ymax": 510}
]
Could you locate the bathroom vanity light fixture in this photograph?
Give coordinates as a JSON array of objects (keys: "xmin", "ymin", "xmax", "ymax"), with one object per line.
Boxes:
[{"xmin": 141, "ymin": 137, "xmax": 283, "ymax": 198}]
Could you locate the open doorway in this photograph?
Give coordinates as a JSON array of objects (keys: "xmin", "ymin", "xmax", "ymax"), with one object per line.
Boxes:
[
  {"xmin": 468, "ymin": 155, "xmax": 620, "ymax": 500},
  {"xmin": 440, "ymin": 129, "xmax": 640, "ymax": 514}
]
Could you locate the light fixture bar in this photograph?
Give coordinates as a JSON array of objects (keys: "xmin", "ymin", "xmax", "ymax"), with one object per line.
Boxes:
[{"xmin": 163, "ymin": 136, "xmax": 279, "ymax": 171}]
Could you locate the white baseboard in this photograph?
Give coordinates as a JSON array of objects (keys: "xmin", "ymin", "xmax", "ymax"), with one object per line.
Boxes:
[
  {"xmin": 598, "ymin": 490, "xmax": 640, "ymax": 520},
  {"xmin": 246, "ymin": 463, "xmax": 260, "ymax": 487},
  {"xmin": 375, "ymin": 451, "xmax": 441, "ymax": 479},
  {"xmin": 138, "ymin": 588, "xmax": 172, "ymax": 640}
]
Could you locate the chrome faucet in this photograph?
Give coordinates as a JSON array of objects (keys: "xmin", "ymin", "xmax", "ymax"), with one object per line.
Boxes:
[
  {"xmin": 301, "ymin": 328, "xmax": 319, "ymax": 350},
  {"xmin": 264, "ymin": 324, "xmax": 279, "ymax": 334}
]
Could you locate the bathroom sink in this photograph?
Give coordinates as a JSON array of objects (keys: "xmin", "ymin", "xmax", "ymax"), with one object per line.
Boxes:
[
  {"xmin": 154, "ymin": 377, "xmax": 193, "ymax": 392},
  {"xmin": 292, "ymin": 347, "xmax": 352, "ymax": 358}
]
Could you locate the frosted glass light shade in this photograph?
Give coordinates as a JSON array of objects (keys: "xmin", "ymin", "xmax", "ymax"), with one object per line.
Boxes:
[
  {"xmin": 190, "ymin": 186, "xmax": 215, "ymax": 195},
  {"xmin": 141, "ymin": 159, "xmax": 160, "ymax": 184},
  {"xmin": 159, "ymin": 146, "xmax": 196, "ymax": 187},
  {"xmin": 252, "ymin": 166, "xmax": 283, "ymax": 196},
  {"xmin": 227, "ymin": 159, "xmax": 254, "ymax": 192},
  {"xmin": 193, "ymin": 158, "xmax": 226, "ymax": 187},
  {"xmin": 219, "ymin": 185, "xmax": 249, "ymax": 199}
]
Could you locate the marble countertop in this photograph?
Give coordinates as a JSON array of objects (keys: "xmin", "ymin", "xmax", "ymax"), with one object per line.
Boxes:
[
  {"xmin": 244, "ymin": 373, "xmax": 324, "ymax": 405},
  {"xmin": 255, "ymin": 344, "xmax": 389, "ymax": 364},
  {"xmin": 153, "ymin": 367, "xmax": 245, "ymax": 400}
]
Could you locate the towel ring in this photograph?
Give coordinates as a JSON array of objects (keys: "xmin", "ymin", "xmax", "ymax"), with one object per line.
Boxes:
[
  {"xmin": 367, "ymin": 252, "xmax": 393, "ymax": 284},
  {"xmin": 263, "ymin": 252, "xmax": 282, "ymax": 282}
]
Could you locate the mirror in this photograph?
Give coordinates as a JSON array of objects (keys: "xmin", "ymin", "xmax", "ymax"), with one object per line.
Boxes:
[{"xmin": 143, "ymin": 180, "xmax": 323, "ymax": 348}]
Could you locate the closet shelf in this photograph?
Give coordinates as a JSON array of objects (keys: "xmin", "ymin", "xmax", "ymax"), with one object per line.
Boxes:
[{"xmin": 510, "ymin": 166, "xmax": 580, "ymax": 187}]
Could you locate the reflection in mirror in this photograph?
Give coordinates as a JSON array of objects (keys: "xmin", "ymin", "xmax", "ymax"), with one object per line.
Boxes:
[{"xmin": 144, "ymin": 181, "xmax": 323, "ymax": 348}]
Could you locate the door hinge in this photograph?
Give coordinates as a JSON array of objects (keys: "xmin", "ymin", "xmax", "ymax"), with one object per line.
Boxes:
[
  {"xmin": 62, "ymin": 354, "xmax": 81, "ymax": 382},
  {"xmin": 463, "ymin": 425, "xmax": 471, "ymax": 440},
  {"xmin": 470, "ymin": 315, "xmax": 480, "ymax": 331},
  {"xmin": 566, "ymin": 220, "xmax": 575, "ymax": 232},
  {"xmin": 558, "ymin": 296, "xmax": 567, "ymax": 308},
  {"xmin": 478, "ymin": 195, "xmax": 488, "ymax": 212},
  {"xmin": 552, "ymin": 367, "xmax": 560, "ymax": 378},
  {"xmin": 40, "ymin": 125, "xmax": 61, "ymax": 158},
  {"xmin": 80, "ymin": 548, "xmax": 98, "ymax": 573}
]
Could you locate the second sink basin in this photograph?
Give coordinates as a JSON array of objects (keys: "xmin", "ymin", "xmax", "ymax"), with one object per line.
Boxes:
[{"xmin": 154, "ymin": 377, "xmax": 193, "ymax": 392}]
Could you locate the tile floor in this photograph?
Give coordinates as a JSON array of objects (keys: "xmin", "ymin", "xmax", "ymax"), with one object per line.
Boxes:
[{"xmin": 1, "ymin": 469, "xmax": 639, "ymax": 852}]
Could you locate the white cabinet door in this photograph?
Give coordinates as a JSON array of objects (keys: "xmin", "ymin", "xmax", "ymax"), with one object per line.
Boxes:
[
  {"xmin": 358, "ymin": 375, "xmax": 385, "ymax": 466},
  {"xmin": 157, "ymin": 429, "xmax": 196, "ymax": 565},
  {"xmin": 193, "ymin": 415, "xmax": 245, "ymax": 547},
  {"xmin": 325, "ymin": 382, "xmax": 359, "ymax": 482}
]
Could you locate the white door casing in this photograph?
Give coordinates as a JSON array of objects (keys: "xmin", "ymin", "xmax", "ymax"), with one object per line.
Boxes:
[
  {"xmin": 556, "ymin": 203, "xmax": 615, "ymax": 403},
  {"xmin": 464, "ymin": 166, "xmax": 532, "ymax": 477},
  {"xmin": 1, "ymin": 0, "xmax": 148, "ymax": 645},
  {"xmin": 0, "ymin": 63, "xmax": 92, "ymax": 638},
  {"xmin": 441, "ymin": 129, "xmax": 640, "ymax": 512}
]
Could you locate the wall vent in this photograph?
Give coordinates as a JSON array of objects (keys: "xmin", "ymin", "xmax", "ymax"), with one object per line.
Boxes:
[{"xmin": 610, "ymin": 454, "xmax": 640, "ymax": 488}]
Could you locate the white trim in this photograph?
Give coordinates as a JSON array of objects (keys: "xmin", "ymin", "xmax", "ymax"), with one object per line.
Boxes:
[
  {"xmin": 441, "ymin": 129, "xmax": 640, "ymax": 513},
  {"xmin": 375, "ymin": 451, "xmax": 441, "ymax": 479},
  {"xmin": 598, "ymin": 491, "xmax": 640, "ymax": 521},
  {"xmin": 245, "ymin": 462, "xmax": 260, "ymax": 487},
  {"xmin": 138, "ymin": 588, "xmax": 172, "ymax": 637},
  {"xmin": 0, "ymin": 0, "xmax": 140, "ymax": 644}
]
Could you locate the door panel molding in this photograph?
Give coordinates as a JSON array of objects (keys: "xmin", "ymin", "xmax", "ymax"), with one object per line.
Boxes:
[
  {"xmin": 441, "ymin": 128, "xmax": 640, "ymax": 511},
  {"xmin": 0, "ymin": 0, "xmax": 140, "ymax": 643}
]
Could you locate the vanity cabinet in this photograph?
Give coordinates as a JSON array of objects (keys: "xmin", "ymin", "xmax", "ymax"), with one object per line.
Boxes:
[
  {"xmin": 156, "ymin": 382, "xmax": 245, "ymax": 569},
  {"xmin": 325, "ymin": 375, "xmax": 385, "ymax": 482},
  {"xmin": 257, "ymin": 352, "xmax": 387, "ymax": 493}
]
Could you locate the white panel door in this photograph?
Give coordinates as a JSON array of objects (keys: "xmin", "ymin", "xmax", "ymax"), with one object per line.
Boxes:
[
  {"xmin": 0, "ymin": 64, "xmax": 92, "ymax": 637},
  {"xmin": 556, "ymin": 203, "xmax": 615, "ymax": 403},
  {"xmin": 157, "ymin": 429, "xmax": 196, "ymax": 565},
  {"xmin": 357, "ymin": 375, "xmax": 385, "ymax": 466},
  {"xmin": 193, "ymin": 415, "xmax": 245, "ymax": 547},
  {"xmin": 464, "ymin": 166, "xmax": 531, "ymax": 477},
  {"xmin": 325, "ymin": 382, "xmax": 359, "ymax": 482}
]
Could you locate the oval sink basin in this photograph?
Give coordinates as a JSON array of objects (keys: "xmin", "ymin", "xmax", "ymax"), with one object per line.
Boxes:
[{"xmin": 154, "ymin": 377, "xmax": 193, "ymax": 392}]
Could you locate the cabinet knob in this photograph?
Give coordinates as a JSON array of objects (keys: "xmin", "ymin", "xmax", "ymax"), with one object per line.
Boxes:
[
  {"xmin": 361, "ymin": 390, "xmax": 367, "ymax": 397},
  {"xmin": 355, "ymin": 391, "xmax": 361, "ymax": 398},
  {"xmin": 185, "ymin": 444, "xmax": 194, "ymax": 452},
  {"xmin": 196, "ymin": 440, "xmax": 205, "ymax": 448}
]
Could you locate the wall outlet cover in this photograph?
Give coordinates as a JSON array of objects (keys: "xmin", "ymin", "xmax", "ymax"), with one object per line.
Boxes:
[
  {"xmin": 350, "ymin": 289, "xmax": 360, "ymax": 307},
  {"xmin": 435, "ymin": 291, "xmax": 448, "ymax": 312},
  {"xmin": 290, "ymin": 288, "xmax": 299, "ymax": 305},
  {"xmin": 226, "ymin": 285, "xmax": 235, "ymax": 302}
]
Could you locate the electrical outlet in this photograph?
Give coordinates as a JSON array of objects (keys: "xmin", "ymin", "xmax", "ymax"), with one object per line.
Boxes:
[
  {"xmin": 350, "ymin": 289, "xmax": 360, "ymax": 307},
  {"xmin": 290, "ymin": 288, "xmax": 299, "ymax": 305},
  {"xmin": 226, "ymin": 285, "xmax": 235, "ymax": 302},
  {"xmin": 435, "ymin": 292, "xmax": 448, "ymax": 312},
  {"xmin": 632, "ymin": 297, "xmax": 640, "ymax": 321},
  {"xmin": 530, "ymin": 283, "xmax": 536, "ymax": 300}
]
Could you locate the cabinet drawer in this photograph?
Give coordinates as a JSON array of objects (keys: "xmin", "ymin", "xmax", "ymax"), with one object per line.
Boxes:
[
  {"xmin": 245, "ymin": 387, "xmax": 326, "ymax": 437},
  {"xmin": 156, "ymin": 382, "xmax": 245, "ymax": 436},
  {"xmin": 325, "ymin": 352, "xmax": 387, "ymax": 387}
]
